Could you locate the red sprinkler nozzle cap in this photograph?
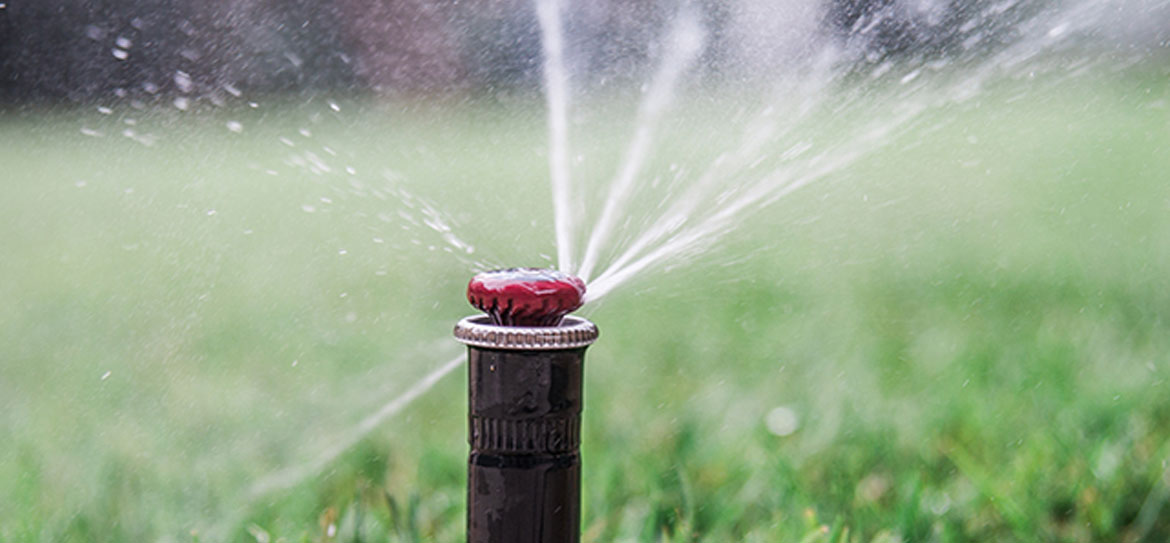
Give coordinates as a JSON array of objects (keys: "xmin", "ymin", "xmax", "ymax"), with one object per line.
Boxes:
[{"xmin": 467, "ymin": 268, "xmax": 586, "ymax": 327}]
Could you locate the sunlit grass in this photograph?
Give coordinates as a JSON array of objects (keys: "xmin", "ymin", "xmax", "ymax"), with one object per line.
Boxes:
[{"xmin": 1, "ymin": 75, "xmax": 1169, "ymax": 542}]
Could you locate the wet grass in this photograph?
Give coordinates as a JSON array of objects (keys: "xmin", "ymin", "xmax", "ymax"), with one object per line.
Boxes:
[{"xmin": 2, "ymin": 76, "xmax": 1170, "ymax": 542}]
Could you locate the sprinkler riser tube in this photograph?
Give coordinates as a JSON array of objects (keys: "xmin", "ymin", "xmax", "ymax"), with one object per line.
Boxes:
[
  {"xmin": 456, "ymin": 315, "xmax": 598, "ymax": 543},
  {"xmin": 467, "ymin": 346, "xmax": 584, "ymax": 543}
]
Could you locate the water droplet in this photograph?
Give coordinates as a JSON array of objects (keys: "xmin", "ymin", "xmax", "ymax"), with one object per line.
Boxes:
[
  {"xmin": 75, "ymin": 180, "xmax": 87, "ymax": 188},
  {"xmin": 226, "ymin": 121, "xmax": 243, "ymax": 133},
  {"xmin": 298, "ymin": 128, "xmax": 311, "ymax": 137},
  {"xmin": 338, "ymin": 249, "xmax": 347, "ymax": 255},
  {"xmin": 765, "ymin": 406, "xmax": 800, "ymax": 436},
  {"xmin": 115, "ymin": 36, "xmax": 132, "ymax": 49},
  {"xmin": 111, "ymin": 48, "xmax": 128, "ymax": 60},
  {"xmin": 301, "ymin": 205, "xmax": 316, "ymax": 213},
  {"xmin": 80, "ymin": 127, "xmax": 102, "ymax": 137},
  {"xmin": 97, "ymin": 106, "xmax": 112, "ymax": 115},
  {"xmin": 101, "ymin": 371, "xmax": 112, "ymax": 381},
  {"xmin": 174, "ymin": 70, "xmax": 193, "ymax": 93},
  {"xmin": 173, "ymin": 97, "xmax": 190, "ymax": 111},
  {"xmin": 206, "ymin": 209, "xmax": 217, "ymax": 216},
  {"xmin": 329, "ymin": 101, "xmax": 341, "ymax": 112}
]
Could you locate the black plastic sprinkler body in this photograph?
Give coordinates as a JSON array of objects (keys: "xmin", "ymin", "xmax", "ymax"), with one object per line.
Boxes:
[{"xmin": 455, "ymin": 268, "xmax": 597, "ymax": 543}]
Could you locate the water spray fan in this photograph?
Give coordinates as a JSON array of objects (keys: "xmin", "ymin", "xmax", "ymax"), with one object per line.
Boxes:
[{"xmin": 455, "ymin": 268, "xmax": 598, "ymax": 543}]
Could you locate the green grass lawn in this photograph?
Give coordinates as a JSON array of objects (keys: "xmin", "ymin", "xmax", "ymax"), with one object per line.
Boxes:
[{"xmin": 2, "ymin": 75, "xmax": 1170, "ymax": 542}]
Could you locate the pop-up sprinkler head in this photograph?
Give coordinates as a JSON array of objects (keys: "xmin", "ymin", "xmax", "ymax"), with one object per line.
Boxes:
[
  {"xmin": 467, "ymin": 267, "xmax": 585, "ymax": 326},
  {"xmin": 455, "ymin": 268, "xmax": 598, "ymax": 543}
]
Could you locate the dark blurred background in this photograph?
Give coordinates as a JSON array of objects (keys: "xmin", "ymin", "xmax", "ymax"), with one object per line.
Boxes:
[{"xmin": 1, "ymin": 0, "xmax": 1166, "ymax": 103}]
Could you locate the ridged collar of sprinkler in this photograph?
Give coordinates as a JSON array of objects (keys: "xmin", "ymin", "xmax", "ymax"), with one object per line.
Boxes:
[{"xmin": 454, "ymin": 314, "xmax": 598, "ymax": 350}]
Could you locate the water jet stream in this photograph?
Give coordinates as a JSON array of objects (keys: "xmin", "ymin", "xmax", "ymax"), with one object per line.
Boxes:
[
  {"xmin": 247, "ymin": 352, "xmax": 464, "ymax": 499},
  {"xmin": 576, "ymin": 10, "xmax": 706, "ymax": 282},
  {"xmin": 535, "ymin": 0, "xmax": 577, "ymax": 273},
  {"xmin": 585, "ymin": 0, "xmax": 1111, "ymax": 300},
  {"xmin": 597, "ymin": 55, "xmax": 842, "ymax": 281},
  {"xmin": 587, "ymin": 104, "xmax": 927, "ymax": 302}
]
